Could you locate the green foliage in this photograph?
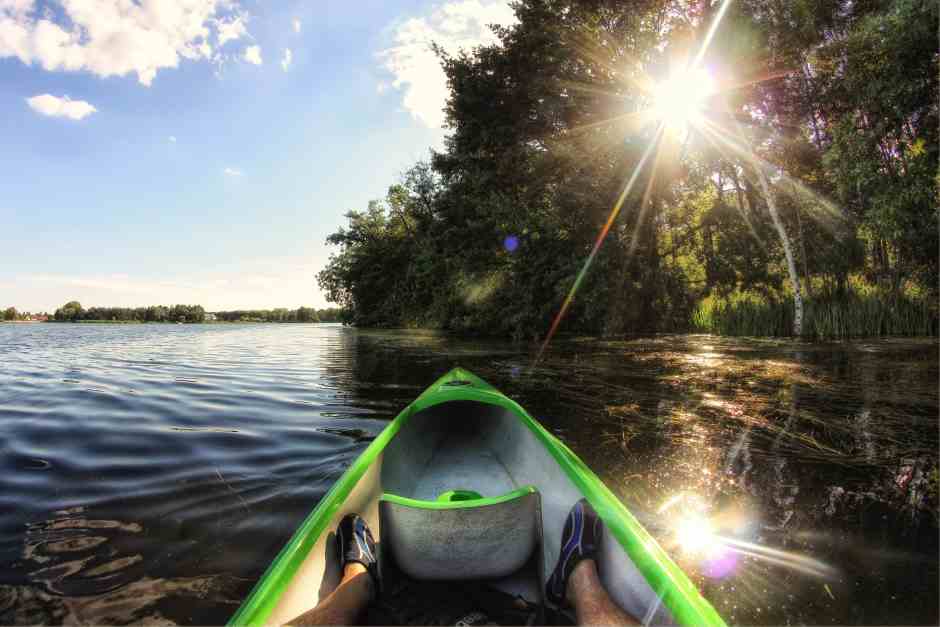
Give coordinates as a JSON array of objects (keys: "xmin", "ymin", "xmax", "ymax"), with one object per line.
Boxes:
[
  {"xmin": 315, "ymin": 308, "xmax": 344, "ymax": 323},
  {"xmin": 45, "ymin": 302, "xmax": 342, "ymax": 324},
  {"xmin": 52, "ymin": 302, "xmax": 205, "ymax": 323},
  {"xmin": 318, "ymin": 0, "xmax": 938, "ymax": 339},
  {"xmin": 54, "ymin": 301, "xmax": 83, "ymax": 321},
  {"xmin": 213, "ymin": 307, "xmax": 323, "ymax": 323},
  {"xmin": 692, "ymin": 287, "xmax": 936, "ymax": 338}
]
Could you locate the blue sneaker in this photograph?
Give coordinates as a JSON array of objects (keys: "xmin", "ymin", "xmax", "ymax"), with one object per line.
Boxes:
[
  {"xmin": 546, "ymin": 499, "xmax": 602, "ymax": 606},
  {"xmin": 336, "ymin": 514, "xmax": 378, "ymax": 586}
]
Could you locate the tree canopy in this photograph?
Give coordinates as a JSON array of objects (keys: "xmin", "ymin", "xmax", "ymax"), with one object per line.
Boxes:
[{"xmin": 318, "ymin": 0, "xmax": 937, "ymax": 338}]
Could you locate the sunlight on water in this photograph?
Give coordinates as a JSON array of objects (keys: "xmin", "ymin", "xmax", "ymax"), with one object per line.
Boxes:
[
  {"xmin": 676, "ymin": 513, "xmax": 719, "ymax": 557},
  {"xmin": 658, "ymin": 490, "xmax": 838, "ymax": 583}
]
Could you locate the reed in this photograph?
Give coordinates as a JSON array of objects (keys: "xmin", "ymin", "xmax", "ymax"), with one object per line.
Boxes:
[{"xmin": 691, "ymin": 288, "xmax": 937, "ymax": 338}]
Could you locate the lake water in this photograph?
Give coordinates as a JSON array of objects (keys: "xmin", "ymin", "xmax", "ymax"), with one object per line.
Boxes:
[{"xmin": 0, "ymin": 323, "xmax": 936, "ymax": 625}]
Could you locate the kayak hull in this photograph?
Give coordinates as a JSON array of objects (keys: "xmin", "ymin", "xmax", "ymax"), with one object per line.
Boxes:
[{"xmin": 229, "ymin": 368, "xmax": 724, "ymax": 626}]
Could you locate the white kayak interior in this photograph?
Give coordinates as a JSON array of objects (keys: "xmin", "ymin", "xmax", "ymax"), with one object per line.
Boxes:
[{"xmin": 267, "ymin": 400, "xmax": 673, "ymax": 625}]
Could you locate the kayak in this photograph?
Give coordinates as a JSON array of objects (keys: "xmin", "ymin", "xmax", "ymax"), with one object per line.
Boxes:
[{"xmin": 229, "ymin": 368, "xmax": 725, "ymax": 626}]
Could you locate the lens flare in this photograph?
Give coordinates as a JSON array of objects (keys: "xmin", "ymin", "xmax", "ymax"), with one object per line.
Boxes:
[
  {"xmin": 652, "ymin": 67, "xmax": 715, "ymax": 135},
  {"xmin": 675, "ymin": 513, "xmax": 721, "ymax": 557}
]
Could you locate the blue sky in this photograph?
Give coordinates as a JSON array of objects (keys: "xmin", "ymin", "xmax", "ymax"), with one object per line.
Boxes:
[{"xmin": 0, "ymin": 0, "xmax": 515, "ymax": 311}]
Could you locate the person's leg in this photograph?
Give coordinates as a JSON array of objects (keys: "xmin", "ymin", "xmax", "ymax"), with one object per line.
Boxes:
[
  {"xmin": 567, "ymin": 558, "xmax": 639, "ymax": 626},
  {"xmin": 546, "ymin": 499, "xmax": 641, "ymax": 625},
  {"xmin": 287, "ymin": 513, "xmax": 378, "ymax": 626},
  {"xmin": 286, "ymin": 562, "xmax": 374, "ymax": 626}
]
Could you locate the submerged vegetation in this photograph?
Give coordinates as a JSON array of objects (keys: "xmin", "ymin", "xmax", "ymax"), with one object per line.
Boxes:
[{"xmin": 318, "ymin": 0, "xmax": 938, "ymax": 339}]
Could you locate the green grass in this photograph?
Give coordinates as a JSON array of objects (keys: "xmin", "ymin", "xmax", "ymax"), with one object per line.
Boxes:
[{"xmin": 692, "ymin": 288, "xmax": 937, "ymax": 338}]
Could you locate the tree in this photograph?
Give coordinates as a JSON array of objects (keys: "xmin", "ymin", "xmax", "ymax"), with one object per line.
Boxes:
[
  {"xmin": 54, "ymin": 301, "xmax": 83, "ymax": 322},
  {"xmin": 317, "ymin": 0, "xmax": 937, "ymax": 338}
]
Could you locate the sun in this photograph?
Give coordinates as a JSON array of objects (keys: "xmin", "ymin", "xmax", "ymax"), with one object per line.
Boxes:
[{"xmin": 652, "ymin": 67, "xmax": 715, "ymax": 135}]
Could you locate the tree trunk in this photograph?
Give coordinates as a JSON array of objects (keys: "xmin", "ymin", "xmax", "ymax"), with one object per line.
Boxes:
[
  {"xmin": 795, "ymin": 202, "xmax": 811, "ymax": 298},
  {"xmin": 752, "ymin": 170, "xmax": 805, "ymax": 336}
]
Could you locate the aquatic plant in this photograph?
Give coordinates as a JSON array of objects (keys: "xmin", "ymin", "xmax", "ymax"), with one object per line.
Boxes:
[{"xmin": 691, "ymin": 288, "xmax": 937, "ymax": 338}]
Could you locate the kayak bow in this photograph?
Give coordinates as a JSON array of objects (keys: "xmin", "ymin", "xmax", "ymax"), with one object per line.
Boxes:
[{"xmin": 229, "ymin": 368, "xmax": 725, "ymax": 626}]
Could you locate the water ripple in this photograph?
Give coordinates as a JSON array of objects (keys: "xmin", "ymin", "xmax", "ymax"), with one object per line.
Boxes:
[{"xmin": 0, "ymin": 324, "xmax": 935, "ymax": 625}]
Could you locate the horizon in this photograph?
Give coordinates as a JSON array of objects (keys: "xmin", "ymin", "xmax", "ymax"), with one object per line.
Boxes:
[
  {"xmin": 4, "ymin": 302, "xmax": 344, "ymax": 315},
  {"xmin": 0, "ymin": 0, "xmax": 517, "ymax": 312}
]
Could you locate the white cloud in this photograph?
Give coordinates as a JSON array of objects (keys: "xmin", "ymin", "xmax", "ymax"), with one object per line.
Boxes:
[
  {"xmin": 216, "ymin": 14, "xmax": 247, "ymax": 47},
  {"xmin": 243, "ymin": 44, "xmax": 262, "ymax": 65},
  {"xmin": 380, "ymin": 0, "xmax": 516, "ymax": 128},
  {"xmin": 223, "ymin": 167, "xmax": 242, "ymax": 176},
  {"xmin": 280, "ymin": 47, "xmax": 291, "ymax": 71},
  {"xmin": 292, "ymin": 17, "xmax": 300, "ymax": 34},
  {"xmin": 0, "ymin": 1, "xmax": 251, "ymax": 86},
  {"xmin": 25, "ymin": 93, "xmax": 96, "ymax": 120},
  {"xmin": 168, "ymin": 135, "xmax": 177, "ymax": 143}
]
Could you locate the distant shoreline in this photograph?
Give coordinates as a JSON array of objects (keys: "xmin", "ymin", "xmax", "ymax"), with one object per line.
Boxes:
[
  {"xmin": 36, "ymin": 320, "xmax": 343, "ymax": 324},
  {"xmin": 6, "ymin": 303, "xmax": 346, "ymax": 324}
]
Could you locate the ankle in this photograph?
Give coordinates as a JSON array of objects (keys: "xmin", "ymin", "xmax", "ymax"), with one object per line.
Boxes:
[
  {"xmin": 566, "ymin": 558, "xmax": 599, "ymax": 603},
  {"xmin": 342, "ymin": 562, "xmax": 375, "ymax": 600},
  {"xmin": 342, "ymin": 561, "xmax": 367, "ymax": 581}
]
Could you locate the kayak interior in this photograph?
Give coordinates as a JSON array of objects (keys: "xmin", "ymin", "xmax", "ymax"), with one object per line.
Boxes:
[{"xmin": 253, "ymin": 400, "xmax": 673, "ymax": 624}]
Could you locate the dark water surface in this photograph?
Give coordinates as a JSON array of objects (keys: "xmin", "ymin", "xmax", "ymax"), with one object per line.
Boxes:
[{"xmin": 0, "ymin": 324, "xmax": 936, "ymax": 625}]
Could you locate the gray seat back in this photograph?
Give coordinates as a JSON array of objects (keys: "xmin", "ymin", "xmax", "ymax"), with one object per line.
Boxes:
[{"xmin": 379, "ymin": 486, "xmax": 541, "ymax": 580}]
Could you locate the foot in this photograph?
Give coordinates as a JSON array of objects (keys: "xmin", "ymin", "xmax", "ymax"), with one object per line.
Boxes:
[
  {"xmin": 336, "ymin": 514, "xmax": 378, "ymax": 589},
  {"xmin": 546, "ymin": 499, "xmax": 602, "ymax": 606}
]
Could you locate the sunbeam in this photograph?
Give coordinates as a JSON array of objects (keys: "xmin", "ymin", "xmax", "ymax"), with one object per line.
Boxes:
[
  {"xmin": 691, "ymin": 0, "xmax": 735, "ymax": 68},
  {"xmin": 722, "ymin": 536, "xmax": 838, "ymax": 579},
  {"xmin": 533, "ymin": 123, "xmax": 665, "ymax": 368},
  {"xmin": 628, "ymin": 132, "xmax": 666, "ymax": 258},
  {"xmin": 698, "ymin": 117, "xmax": 846, "ymax": 227}
]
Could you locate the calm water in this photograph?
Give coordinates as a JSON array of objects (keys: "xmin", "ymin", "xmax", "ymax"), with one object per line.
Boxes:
[{"xmin": 0, "ymin": 324, "xmax": 936, "ymax": 625}]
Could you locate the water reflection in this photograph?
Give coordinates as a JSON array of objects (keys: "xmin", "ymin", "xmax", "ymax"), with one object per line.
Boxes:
[{"xmin": 23, "ymin": 506, "xmax": 144, "ymax": 596}]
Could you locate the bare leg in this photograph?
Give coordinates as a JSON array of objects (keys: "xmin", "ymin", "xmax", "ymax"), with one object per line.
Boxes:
[
  {"xmin": 568, "ymin": 559, "xmax": 640, "ymax": 626},
  {"xmin": 286, "ymin": 563, "xmax": 374, "ymax": 626}
]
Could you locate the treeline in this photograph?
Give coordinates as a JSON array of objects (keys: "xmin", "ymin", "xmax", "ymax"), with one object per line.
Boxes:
[
  {"xmin": 1, "ymin": 307, "xmax": 47, "ymax": 321},
  {"xmin": 47, "ymin": 301, "xmax": 344, "ymax": 324},
  {"xmin": 318, "ymin": 0, "xmax": 938, "ymax": 338},
  {"xmin": 52, "ymin": 301, "xmax": 206, "ymax": 323},
  {"xmin": 213, "ymin": 308, "xmax": 343, "ymax": 323}
]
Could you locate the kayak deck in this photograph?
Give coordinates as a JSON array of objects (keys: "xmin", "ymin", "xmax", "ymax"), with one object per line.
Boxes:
[
  {"xmin": 394, "ymin": 419, "xmax": 516, "ymax": 501},
  {"xmin": 383, "ymin": 403, "xmax": 527, "ymax": 500}
]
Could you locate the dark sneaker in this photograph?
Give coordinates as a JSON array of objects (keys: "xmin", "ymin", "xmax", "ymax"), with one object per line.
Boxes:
[
  {"xmin": 336, "ymin": 513, "xmax": 378, "ymax": 586},
  {"xmin": 546, "ymin": 499, "xmax": 602, "ymax": 606}
]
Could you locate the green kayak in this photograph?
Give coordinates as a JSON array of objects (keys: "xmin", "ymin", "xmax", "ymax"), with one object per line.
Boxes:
[{"xmin": 229, "ymin": 368, "xmax": 725, "ymax": 626}]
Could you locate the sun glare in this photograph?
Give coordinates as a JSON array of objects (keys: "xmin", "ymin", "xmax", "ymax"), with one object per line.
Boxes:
[
  {"xmin": 652, "ymin": 67, "xmax": 715, "ymax": 134},
  {"xmin": 675, "ymin": 512, "xmax": 721, "ymax": 557}
]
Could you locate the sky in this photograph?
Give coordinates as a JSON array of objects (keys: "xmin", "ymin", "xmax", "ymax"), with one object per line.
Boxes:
[{"xmin": 0, "ymin": 0, "xmax": 517, "ymax": 312}]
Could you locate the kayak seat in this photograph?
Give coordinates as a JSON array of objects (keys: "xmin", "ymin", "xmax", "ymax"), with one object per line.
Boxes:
[{"xmin": 379, "ymin": 485, "xmax": 541, "ymax": 581}]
